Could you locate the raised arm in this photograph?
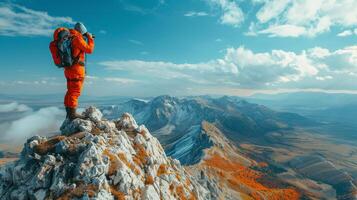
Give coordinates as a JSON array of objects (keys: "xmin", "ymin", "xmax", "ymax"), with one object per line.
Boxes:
[{"xmin": 73, "ymin": 34, "xmax": 94, "ymax": 54}]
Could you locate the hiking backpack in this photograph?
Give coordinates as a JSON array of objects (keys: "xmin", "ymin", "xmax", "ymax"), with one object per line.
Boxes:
[{"xmin": 49, "ymin": 28, "xmax": 75, "ymax": 68}]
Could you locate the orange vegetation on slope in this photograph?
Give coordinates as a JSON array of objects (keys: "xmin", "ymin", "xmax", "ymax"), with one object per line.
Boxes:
[
  {"xmin": 57, "ymin": 183, "xmax": 98, "ymax": 200},
  {"xmin": 169, "ymin": 183, "xmax": 198, "ymax": 200},
  {"xmin": 34, "ymin": 135, "xmax": 66, "ymax": 155},
  {"xmin": 109, "ymin": 185, "xmax": 125, "ymax": 200},
  {"xmin": 203, "ymin": 154, "xmax": 300, "ymax": 200},
  {"xmin": 157, "ymin": 164, "xmax": 169, "ymax": 176},
  {"xmin": 145, "ymin": 174, "xmax": 154, "ymax": 185},
  {"xmin": 133, "ymin": 143, "xmax": 149, "ymax": 167},
  {"xmin": 103, "ymin": 149, "xmax": 121, "ymax": 176},
  {"xmin": 118, "ymin": 152, "xmax": 141, "ymax": 175}
]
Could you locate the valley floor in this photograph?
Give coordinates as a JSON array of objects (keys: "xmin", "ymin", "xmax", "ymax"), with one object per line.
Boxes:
[{"xmin": 239, "ymin": 128, "xmax": 357, "ymax": 200}]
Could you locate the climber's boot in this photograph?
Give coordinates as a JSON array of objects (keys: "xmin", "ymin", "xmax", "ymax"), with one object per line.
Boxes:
[
  {"xmin": 65, "ymin": 107, "xmax": 70, "ymax": 119},
  {"xmin": 67, "ymin": 107, "xmax": 85, "ymax": 121}
]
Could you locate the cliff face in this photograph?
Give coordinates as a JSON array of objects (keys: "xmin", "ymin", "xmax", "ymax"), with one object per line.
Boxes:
[{"xmin": 0, "ymin": 107, "xmax": 208, "ymax": 200}]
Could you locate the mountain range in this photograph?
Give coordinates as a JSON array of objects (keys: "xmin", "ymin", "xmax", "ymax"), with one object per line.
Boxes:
[
  {"xmin": 100, "ymin": 95, "xmax": 314, "ymax": 165},
  {"xmin": 1, "ymin": 94, "xmax": 356, "ymax": 199}
]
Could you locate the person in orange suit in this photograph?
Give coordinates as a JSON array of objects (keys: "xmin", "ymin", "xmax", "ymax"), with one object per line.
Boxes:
[{"xmin": 64, "ymin": 22, "xmax": 94, "ymax": 120}]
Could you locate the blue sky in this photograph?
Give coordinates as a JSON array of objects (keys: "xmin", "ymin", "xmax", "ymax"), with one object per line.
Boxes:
[{"xmin": 0, "ymin": 0, "xmax": 357, "ymax": 97}]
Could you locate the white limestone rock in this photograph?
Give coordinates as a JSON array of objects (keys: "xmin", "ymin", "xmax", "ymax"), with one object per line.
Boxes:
[
  {"xmin": 60, "ymin": 118, "xmax": 92, "ymax": 136},
  {"xmin": 83, "ymin": 106, "xmax": 103, "ymax": 122},
  {"xmin": 115, "ymin": 112, "xmax": 139, "ymax": 132},
  {"xmin": 142, "ymin": 185, "xmax": 160, "ymax": 200}
]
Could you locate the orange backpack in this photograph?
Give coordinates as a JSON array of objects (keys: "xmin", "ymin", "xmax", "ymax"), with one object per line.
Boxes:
[{"xmin": 49, "ymin": 27, "xmax": 74, "ymax": 68}]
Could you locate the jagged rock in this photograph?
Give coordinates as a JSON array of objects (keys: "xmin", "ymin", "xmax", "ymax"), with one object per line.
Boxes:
[
  {"xmin": 60, "ymin": 118, "xmax": 92, "ymax": 136},
  {"xmin": 10, "ymin": 187, "xmax": 28, "ymax": 200},
  {"xmin": 83, "ymin": 106, "xmax": 103, "ymax": 122},
  {"xmin": 114, "ymin": 112, "xmax": 140, "ymax": 133},
  {"xmin": 30, "ymin": 189, "xmax": 47, "ymax": 200},
  {"xmin": 0, "ymin": 107, "xmax": 209, "ymax": 200},
  {"xmin": 142, "ymin": 185, "xmax": 160, "ymax": 200}
]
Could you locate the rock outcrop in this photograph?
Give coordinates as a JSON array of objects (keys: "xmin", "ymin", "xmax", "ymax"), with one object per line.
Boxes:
[{"xmin": 0, "ymin": 107, "xmax": 208, "ymax": 200}]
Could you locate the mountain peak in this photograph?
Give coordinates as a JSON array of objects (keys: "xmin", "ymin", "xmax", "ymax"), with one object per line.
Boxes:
[
  {"xmin": 0, "ymin": 107, "xmax": 208, "ymax": 200},
  {"xmin": 151, "ymin": 95, "xmax": 178, "ymax": 103}
]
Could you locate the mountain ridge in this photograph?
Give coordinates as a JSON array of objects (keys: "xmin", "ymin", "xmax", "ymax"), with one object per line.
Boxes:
[{"xmin": 101, "ymin": 95, "xmax": 315, "ymax": 165}]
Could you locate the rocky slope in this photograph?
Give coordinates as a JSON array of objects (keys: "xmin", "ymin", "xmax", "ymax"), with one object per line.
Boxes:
[
  {"xmin": 187, "ymin": 122, "xmax": 300, "ymax": 200},
  {"xmin": 0, "ymin": 107, "xmax": 208, "ymax": 200}
]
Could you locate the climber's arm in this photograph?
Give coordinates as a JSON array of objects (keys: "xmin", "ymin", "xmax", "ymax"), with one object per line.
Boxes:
[{"xmin": 74, "ymin": 34, "xmax": 94, "ymax": 54}]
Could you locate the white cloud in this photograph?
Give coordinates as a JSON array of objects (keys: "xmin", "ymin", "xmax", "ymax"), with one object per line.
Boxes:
[
  {"xmin": 307, "ymin": 47, "xmax": 330, "ymax": 59},
  {"xmin": 322, "ymin": 46, "xmax": 357, "ymax": 72},
  {"xmin": 99, "ymin": 44, "xmax": 357, "ymax": 90},
  {"xmin": 316, "ymin": 76, "xmax": 333, "ymax": 81},
  {"xmin": 8, "ymin": 79, "xmax": 62, "ymax": 86},
  {"xmin": 100, "ymin": 46, "xmax": 319, "ymax": 87},
  {"xmin": 206, "ymin": 0, "xmax": 357, "ymax": 36},
  {"xmin": 337, "ymin": 30, "xmax": 353, "ymax": 37},
  {"xmin": 0, "ymin": 3, "xmax": 74, "ymax": 37},
  {"xmin": 120, "ymin": 0, "xmax": 165, "ymax": 14},
  {"xmin": 337, "ymin": 28, "xmax": 357, "ymax": 37},
  {"xmin": 104, "ymin": 77, "xmax": 140, "ymax": 84},
  {"xmin": 129, "ymin": 39, "xmax": 143, "ymax": 45},
  {"xmin": 101, "ymin": 59, "xmax": 238, "ymax": 77},
  {"xmin": 99, "ymin": 30, "xmax": 107, "ymax": 34},
  {"xmin": 208, "ymin": 0, "xmax": 244, "ymax": 27},
  {"xmin": 224, "ymin": 46, "xmax": 318, "ymax": 83},
  {"xmin": 256, "ymin": 0, "xmax": 290, "ymax": 23},
  {"xmin": 4, "ymin": 107, "xmax": 65, "ymax": 142},
  {"xmin": 86, "ymin": 75, "xmax": 99, "ymax": 80},
  {"xmin": 184, "ymin": 11, "xmax": 209, "ymax": 17},
  {"xmin": 258, "ymin": 24, "xmax": 306, "ymax": 37},
  {"xmin": 251, "ymin": 0, "xmax": 357, "ymax": 37},
  {"xmin": 0, "ymin": 102, "xmax": 31, "ymax": 113}
]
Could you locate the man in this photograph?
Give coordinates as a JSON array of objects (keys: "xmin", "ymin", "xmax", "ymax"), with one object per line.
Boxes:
[{"xmin": 64, "ymin": 22, "xmax": 94, "ymax": 120}]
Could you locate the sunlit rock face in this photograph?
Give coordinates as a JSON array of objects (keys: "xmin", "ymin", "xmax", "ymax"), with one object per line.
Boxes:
[{"xmin": 0, "ymin": 107, "xmax": 208, "ymax": 200}]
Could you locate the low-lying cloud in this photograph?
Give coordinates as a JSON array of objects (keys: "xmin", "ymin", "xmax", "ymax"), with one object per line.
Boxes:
[
  {"xmin": 0, "ymin": 102, "xmax": 31, "ymax": 113},
  {"xmin": 3, "ymin": 106, "xmax": 65, "ymax": 143}
]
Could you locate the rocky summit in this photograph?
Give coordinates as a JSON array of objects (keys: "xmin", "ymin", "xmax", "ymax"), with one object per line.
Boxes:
[{"xmin": 0, "ymin": 107, "xmax": 208, "ymax": 200}]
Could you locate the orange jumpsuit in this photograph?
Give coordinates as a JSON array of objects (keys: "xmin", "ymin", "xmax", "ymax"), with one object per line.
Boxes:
[{"xmin": 64, "ymin": 29, "xmax": 94, "ymax": 108}]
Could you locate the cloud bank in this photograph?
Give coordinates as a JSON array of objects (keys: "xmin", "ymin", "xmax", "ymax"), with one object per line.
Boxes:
[
  {"xmin": 0, "ymin": 102, "xmax": 31, "ymax": 113},
  {"xmin": 99, "ymin": 45, "xmax": 357, "ymax": 91},
  {"xmin": 3, "ymin": 106, "xmax": 65, "ymax": 142}
]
